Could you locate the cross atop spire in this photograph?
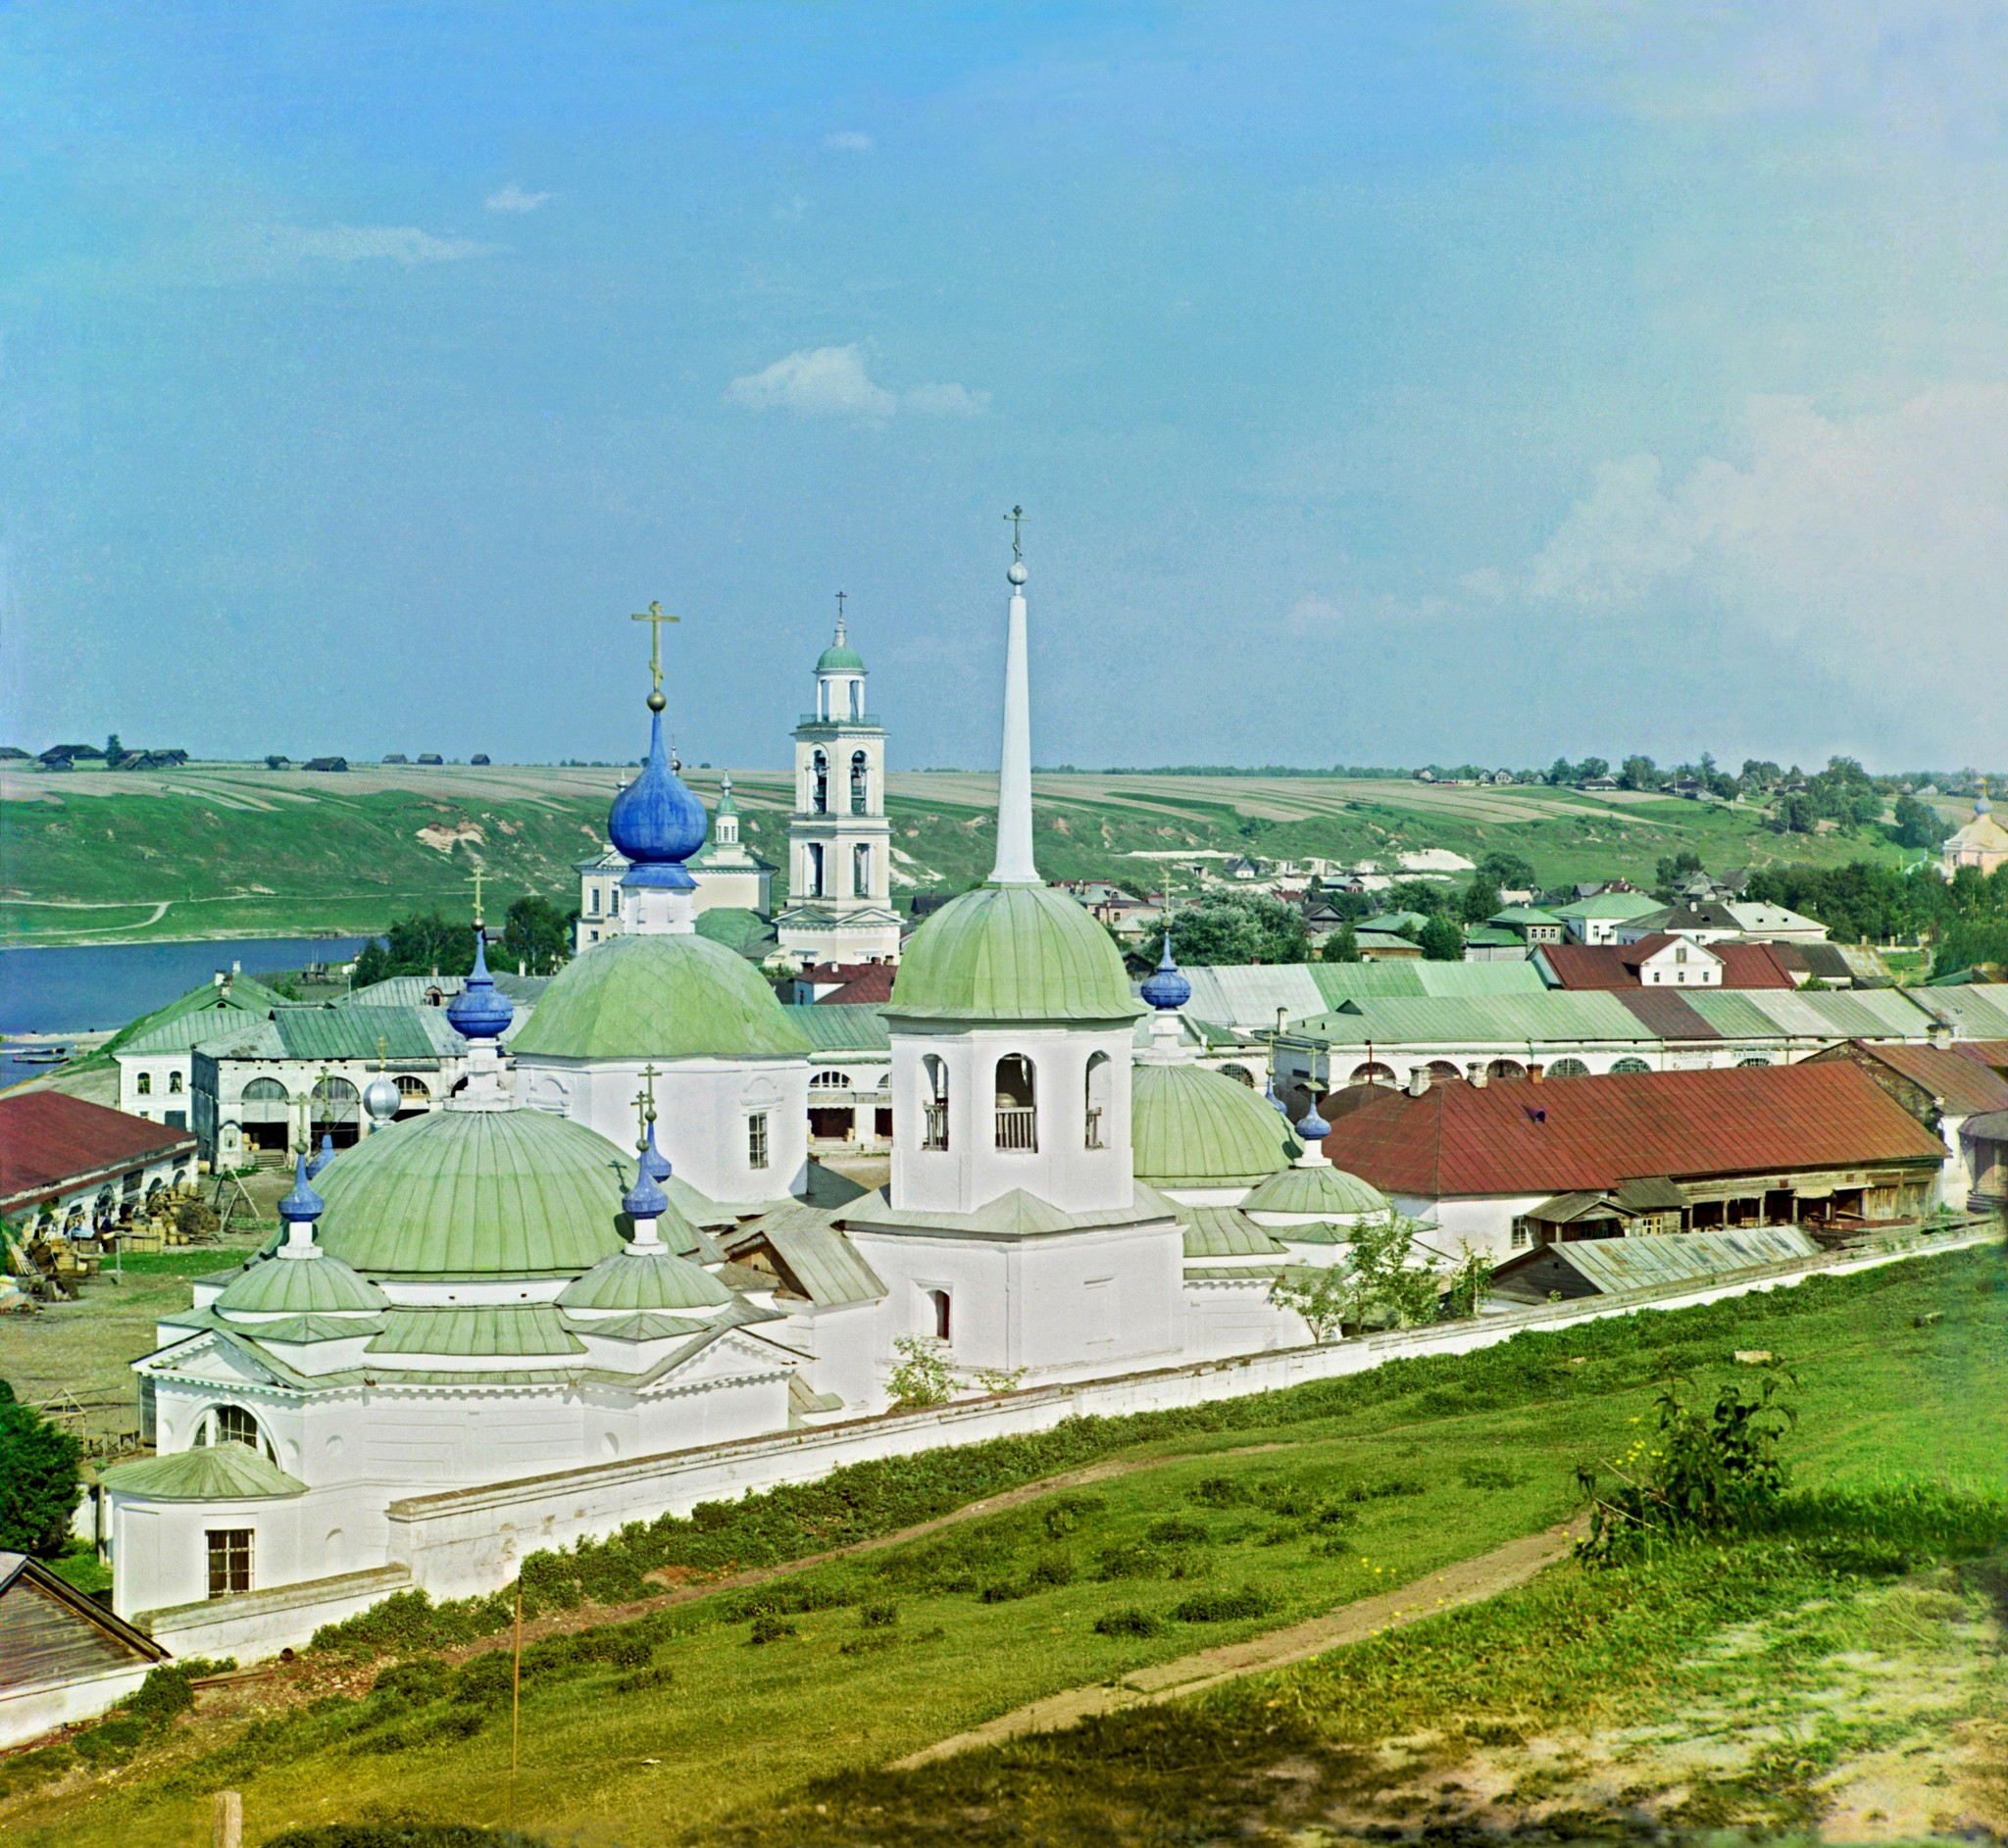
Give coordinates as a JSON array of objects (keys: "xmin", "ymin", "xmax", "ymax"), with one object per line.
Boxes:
[
  {"xmin": 1004, "ymin": 505, "xmax": 1026, "ymax": 563},
  {"xmin": 468, "ymin": 868, "xmax": 486, "ymax": 926},
  {"xmin": 630, "ymin": 600, "xmax": 679, "ymax": 714}
]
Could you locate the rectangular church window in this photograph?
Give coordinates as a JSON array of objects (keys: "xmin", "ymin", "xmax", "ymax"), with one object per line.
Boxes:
[
  {"xmin": 747, "ymin": 1113, "xmax": 770, "ymax": 1170},
  {"xmin": 207, "ymin": 1528, "xmax": 253, "ymax": 1598}
]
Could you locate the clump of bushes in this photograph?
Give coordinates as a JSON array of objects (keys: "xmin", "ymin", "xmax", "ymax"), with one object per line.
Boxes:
[
  {"xmin": 1171, "ymin": 1586, "xmax": 1274, "ymax": 1623},
  {"xmin": 860, "ymin": 1601, "xmax": 899, "ymax": 1627},
  {"xmin": 749, "ymin": 1613, "xmax": 797, "ymax": 1644},
  {"xmin": 1093, "ymin": 1608, "xmax": 1162, "ymax": 1637},
  {"xmin": 1145, "ymin": 1516, "xmax": 1210, "ymax": 1545},
  {"xmin": 267, "ymin": 1823, "xmax": 551, "ymax": 1847},
  {"xmin": 1189, "ymin": 1474, "xmax": 1248, "ymax": 1508}
]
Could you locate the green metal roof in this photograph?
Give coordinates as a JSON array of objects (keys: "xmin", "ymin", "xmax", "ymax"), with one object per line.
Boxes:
[
  {"xmin": 817, "ymin": 639, "xmax": 866, "ymax": 674},
  {"xmin": 198, "ymin": 1006, "xmax": 465, "ymax": 1062},
  {"xmin": 369, "ymin": 1306, "xmax": 585, "ymax": 1358},
  {"xmin": 239, "ymin": 1314, "xmax": 386, "ymax": 1344},
  {"xmin": 568, "ymin": 1311, "xmax": 712, "ymax": 1342},
  {"xmin": 785, "ymin": 1003, "xmax": 892, "ymax": 1053},
  {"xmin": 101, "ymin": 973, "xmax": 288, "ymax": 1059},
  {"xmin": 557, "ymin": 1248, "xmax": 733, "ymax": 1313},
  {"xmin": 1548, "ymin": 890, "xmax": 1665, "ymax": 921},
  {"xmin": 695, "ymin": 907, "xmax": 779, "ymax": 956},
  {"xmin": 843, "ymin": 1185, "xmax": 1171, "ymax": 1239},
  {"xmin": 1293, "ymin": 991, "xmax": 1660, "ymax": 1046},
  {"xmin": 315, "ymin": 1108, "xmax": 630, "ymax": 1275},
  {"xmin": 735, "ymin": 1202, "xmax": 887, "ymax": 1306},
  {"xmin": 214, "ymin": 1250, "xmax": 387, "ymax": 1315},
  {"xmin": 1174, "ymin": 1205, "xmax": 1287, "ymax": 1260},
  {"xmin": 1243, "ymin": 1163, "xmax": 1388, "ymax": 1217},
  {"xmin": 1270, "ymin": 1220, "xmax": 1351, "ymax": 1244},
  {"xmin": 1304, "ymin": 961, "xmax": 1548, "ymax": 1007},
  {"xmin": 1131, "ymin": 1062, "xmax": 1299, "ymax": 1189},
  {"xmin": 1464, "ymin": 928, "xmax": 1525, "ymax": 947},
  {"xmin": 887, "ymin": 884, "xmax": 1143, "ymax": 1023},
  {"xmin": 101, "ymin": 1444, "xmax": 307, "ymax": 1500},
  {"xmin": 1357, "ymin": 910, "xmax": 1430, "ymax": 934},
  {"xmin": 1488, "ymin": 906, "xmax": 1564, "ymax": 927},
  {"xmin": 510, "ymin": 932, "xmax": 812, "ymax": 1061}
]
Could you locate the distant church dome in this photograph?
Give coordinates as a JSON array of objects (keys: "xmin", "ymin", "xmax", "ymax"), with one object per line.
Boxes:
[
  {"xmin": 510, "ymin": 932, "xmax": 813, "ymax": 1060},
  {"xmin": 1242, "ymin": 1162, "xmax": 1388, "ymax": 1218},
  {"xmin": 887, "ymin": 884, "xmax": 1143, "ymax": 1023},
  {"xmin": 1139, "ymin": 934, "xmax": 1192, "ymax": 1012},
  {"xmin": 1130, "ymin": 1062, "xmax": 1298, "ymax": 1190},
  {"xmin": 446, "ymin": 928, "xmax": 514, "ymax": 1041},
  {"xmin": 816, "ymin": 616, "xmax": 866, "ymax": 676},
  {"xmin": 315, "ymin": 1109, "xmax": 633, "ymax": 1275}
]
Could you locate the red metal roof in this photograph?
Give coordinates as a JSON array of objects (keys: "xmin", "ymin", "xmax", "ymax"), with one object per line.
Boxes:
[
  {"xmin": 1953, "ymin": 1040, "xmax": 2008, "ymax": 1074},
  {"xmin": 1316, "ymin": 1061, "xmax": 1946, "ymax": 1198},
  {"xmin": 1541, "ymin": 938, "xmax": 1797, "ymax": 991},
  {"xmin": 816, "ymin": 966, "xmax": 897, "ymax": 1005},
  {"xmin": 1849, "ymin": 1041, "xmax": 2008, "ymax": 1118},
  {"xmin": 0, "ymin": 1092, "xmax": 197, "ymax": 1212}
]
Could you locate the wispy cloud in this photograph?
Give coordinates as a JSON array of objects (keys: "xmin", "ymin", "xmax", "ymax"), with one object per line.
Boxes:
[
  {"xmin": 727, "ymin": 345, "xmax": 987, "ymax": 421},
  {"xmin": 824, "ymin": 130, "xmax": 874, "ymax": 151},
  {"xmin": 269, "ymin": 224, "xmax": 498, "ymax": 265},
  {"xmin": 484, "ymin": 181, "xmax": 553, "ymax": 214}
]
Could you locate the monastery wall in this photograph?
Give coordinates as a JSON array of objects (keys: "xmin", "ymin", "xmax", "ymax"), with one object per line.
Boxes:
[{"xmin": 143, "ymin": 1224, "xmax": 1998, "ymax": 1664}]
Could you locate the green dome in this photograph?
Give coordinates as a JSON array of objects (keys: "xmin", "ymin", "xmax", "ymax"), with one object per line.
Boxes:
[
  {"xmin": 1243, "ymin": 1163, "xmax": 1388, "ymax": 1218},
  {"xmin": 817, "ymin": 640, "xmax": 866, "ymax": 674},
  {"xmin": 1131, "ymin": 1063, "xmax": 1299, "ymax": 1189},
  {"xmin": 511, "ymin": 931, "xmax": 813, "ymax": 1061},
  {"xmin": 887, "ymin": 884, "xmax": 1143, "ymax": 1023},
  {"xmin": 215, "ymin": 1251, "xmax": 386, "ymax": 1316},
  {"xmin": 559, "ymin": 1249, "xmax": 732, "ymax": 1313},
  {"xmin": 316, "ymin": 1109, "xmax": 631, "ymax": 1276}
]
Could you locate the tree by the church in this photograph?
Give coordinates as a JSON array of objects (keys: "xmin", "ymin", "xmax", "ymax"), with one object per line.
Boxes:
[
  {"xmin": 1459, "ymin": 875, "xmax": 1502, "ymax": 924},
  {"xmin": 1137, "ymin": 894, "xmax": 1308, "ymax": 967},
  {"xmin": 1318, "ymin": 921, "xmax": 1361, "ymax": 963},
  {"xmin": 1891, "ymin": 794, "xmax": 1951, "ymax": 851},
  {"xmin": 0, "ymin": 1380, "xmax": 81, "ymax": 1557},
  {"xmin": 1476, "ymin": 850, "xmax": 1537, "ymax": 892},
  {"xmin": 351, "ymin": 913, "xmax": 479, "ymax": 986},
  {"xmin": 1418, "ymin": 916, "xmax": 1465, "ymax": 961},
  {"xmin": 501, "ymin": 896, "xmax": 573, "ymax": 974}
]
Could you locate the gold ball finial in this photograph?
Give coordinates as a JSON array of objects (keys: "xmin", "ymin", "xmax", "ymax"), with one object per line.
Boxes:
[{"xmin": 647, "ymin": 689, "xmax": 667, "ymax": 713}]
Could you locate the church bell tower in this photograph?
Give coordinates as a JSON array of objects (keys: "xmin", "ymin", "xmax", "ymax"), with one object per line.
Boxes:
[{"xmin": 775, "ymin": 597, "xmax": 902, "ymax": 967}]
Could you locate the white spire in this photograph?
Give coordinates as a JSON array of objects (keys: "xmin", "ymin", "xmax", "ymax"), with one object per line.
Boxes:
[{"xmin": 990, "ymin": 547, "xmax": 1037, "ymax": 885}]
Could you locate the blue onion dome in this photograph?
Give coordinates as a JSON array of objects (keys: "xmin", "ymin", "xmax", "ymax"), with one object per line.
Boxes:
[
  {"xmin": 622, "ymin": 1161, "xmax": 669, "ymax": 1224},
  {"xmin": 1294, "ymin": 1100, "xmax": 1331, "ymax": 1142},
  {"xmin": 638, "ymin": 1119, "xmax": 673, "ymax": 1184},
  {"xmin": 1265, "ymin": 1074, "xmax": 1290, "ymax": 1118},
  {"xmin": 446, "ymin": 928, "xmax": 514, "ymax": 1040},
  {"xmin": 608, "ymin": 709, "xmax": 707, "ymax": 888},
  {"xmin": 307, "ymin": 1131, "xmax": 337, "ymax": 1178},
  {"xmin": 1139, "ymin": 933, "xmax": 1191, "ymax": 1012},
  {"xmin": 1979, "ymin": 786, "xmax": 1993, "ymax": 816},
  {"xmin": 279, "ymin": 1150, "xmax": 325, "ymax": 1223}
]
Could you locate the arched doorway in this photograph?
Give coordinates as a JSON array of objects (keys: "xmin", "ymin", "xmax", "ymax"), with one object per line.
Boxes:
[
  {"xmin": 311, "ymin": 1075, "xmax": 362, "ymax": 1149},
  {"xmin": 239, "ymin": 1077, "xmax": 290, "ymax": 1154}
]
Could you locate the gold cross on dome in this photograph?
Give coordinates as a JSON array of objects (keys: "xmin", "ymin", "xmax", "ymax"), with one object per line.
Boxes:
[
  {"xmin": 1003, "ymin": 505, "xmax": 1026, "ymax": 562},
  {"xmin": 468, "ymin": 868, "xmax": 486, "ymax": 925},
  {"xmin": 630, "ymin": 600, "xmax": 679, "ymax": 698},
  {"xmin": 632, "ymin": 1063, "xmax": 662, "ymax": 1149}
]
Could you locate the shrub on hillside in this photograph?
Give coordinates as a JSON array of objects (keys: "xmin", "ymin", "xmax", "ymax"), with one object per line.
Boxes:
[
  {"xmin": 1093, "ymin": 1608, "xmax": 1162, "ymax": 1637},
  {"xmin": 1171, "ymin": 1586, "xmax": 1274, "ymax": 1623}
]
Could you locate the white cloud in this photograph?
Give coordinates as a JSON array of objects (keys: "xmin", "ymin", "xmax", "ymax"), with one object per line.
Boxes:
[
  {"xmin": 1522, "ymin": 385, "xmax": 2008, "ymax": 735},
  {"xmin": 484, "ymin": 182, "xmax": 553, "ymax": 214},
  {"xmin": 824, "ymin": 130, "xmax": 874, "ymax": 151},
  {"xmin": 727, "ymin": 345, "xmax": 987, "ymax": 422},
  {"xmin": 901, "ymin": 380, "xmax": 989, "ymax": 417},
  {"xmin": 270, "ymin": 224, "xmax": 497, "ymax": 265}
]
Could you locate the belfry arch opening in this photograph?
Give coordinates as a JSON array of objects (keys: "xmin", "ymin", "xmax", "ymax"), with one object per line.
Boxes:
[
  {"xmin": 994, "ymin": 1054, "xmax": 1037, "ymax": 1152},
  {"xmin": 1083, "ymin": 1051, "xmax": 1111, "ymax": 1150}
]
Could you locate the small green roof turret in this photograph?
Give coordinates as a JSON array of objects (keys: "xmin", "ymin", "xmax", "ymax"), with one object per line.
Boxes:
[
  {"xmin": 816, "ymin": 611, "xmax": 865, "ymax": 675},
  {"xmin": 1131, "ymin": 1063, "xmax": 1299, "ymax": 1189}
]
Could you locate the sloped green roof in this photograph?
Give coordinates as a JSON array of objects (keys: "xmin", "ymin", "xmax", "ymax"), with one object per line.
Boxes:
[
  {"xmin": 510, "ymin": 932, "xmax": 812, "ymax": 1060},
  {"xmin": 695, "ymin": 907, "xmax": 780, "ymax": 956},
  {"xmin": 101, "ymin": 974, "xmax": 288, "ymax": 1059},
  {"xmin": 568, "ymin": 1311, "xmax": 712, "ymax": 1342},
  {"xmin": 1549, "ymin": 890, "xmax": 1664, "ymax": 922},
  {"xmin": 369, "ymin": 1306, "xmax": 585, "ymax": 1358},
  {"xmin": 1294, "ymin": 991, "xmax": 1659, "ymax": 1046},
  {"xmin": 197, "ymin": 1006, "xmax": 464, "ymax": 1062},
  {"xmin": 557, "ymin": 1248, "xmax": 733, "ymax": 1313},
  {"xmin": 215, "ymin": 1251, "xmax": 387, "ymax": 1315},
  {"xmin": 1244, "ymin": 1163, "xmax": 1388, "ymax": 1217},
  {"xmin": 735, "ymin": 1203, "xmax": 886, "ymax": 1306},
  {"xmin": 315, "ymin": 1108, "xmax": 629, "ymax": 1275},
  {"xmin": 1175, "ymin": 1205, "xmax": 1288, "ymax": 1260},
  {"xmin": 786, "ymin": 1003, "xmax": 891, "ymax": 1053},
  {"xmin": 887, "ymin": 884, "xmax": 1142, "ymax": 1023},
  {"xmin": 1489, "ymin": 906, "xmax": 1564, "ymax": 927},
  {"xmin": 242, "ymin": 1314, "xmax": 386, "ymax": 1344},
  {"xmin": 844, "ymin": 1185, "xmax": 1172, "ymax": 1239},
  {"xmin": 101, "ymin": 1444, "xmax": 307, "ymax": 1500},
  {"xmin": 1131, "ymin": 1062, "xmax": 1298, "ymax": 1189},
  {"xmin": 817, "ymin": 637, "xmax": 866, "ymax": 673}
]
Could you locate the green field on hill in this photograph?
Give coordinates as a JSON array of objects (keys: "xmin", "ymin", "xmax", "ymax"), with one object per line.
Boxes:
[
  {"xmin": 5, "ymin": 1242, "xmax": 1999, "ymax": 1848},
  {"xmin": 0, "ymin": 762, "xmax": 1915, "ymax": 945}
]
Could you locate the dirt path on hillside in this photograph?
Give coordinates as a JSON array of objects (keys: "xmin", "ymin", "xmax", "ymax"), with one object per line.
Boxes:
[{"xmin": 892, "ymin": 1511, "xmax": 1592, "ymax": 1769}]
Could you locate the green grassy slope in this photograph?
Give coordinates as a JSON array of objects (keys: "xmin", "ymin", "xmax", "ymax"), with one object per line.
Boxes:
[
  {"xmin": 6, "ymin": 1243, "xmax": 1998, "ymax": 1847},
  {"xmin": 1, "ymin": 762, "xmax": 1905, "ymax": 944}
]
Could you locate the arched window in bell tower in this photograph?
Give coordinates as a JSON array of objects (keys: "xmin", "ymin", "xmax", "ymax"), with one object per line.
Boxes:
[
  {"xmin": 812, "ymin": 750, "xmax": 828, "ymax": 816},
  {"xmin": 850, "ymin": 749, "xmax": 869, "ymax": 815},
  {"xmin": 994, "ymin": 1054, "xmax": 1037, "ymax": 1152},
  {"xmin": 852, "ymin": 843, "xmax": 871, "ymax": 895},
  {"xmin": 850, "ymin": 679, "xmax": 864, "ymax": 721},
  {"xmin": 1083, "ymin": 1051, "xmax": 1111, "ymax": 1151},
  {"xmin": 806, "ymin": 842, "xmax": 826, "ymax": 898},
  {"xmin": 921, "ymin": 1054, "xmax": 949, "ymax": 1150}
]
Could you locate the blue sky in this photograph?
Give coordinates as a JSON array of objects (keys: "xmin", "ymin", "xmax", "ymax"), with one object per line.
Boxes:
[{"xmin": 5, "ymin": 3, "xmax": 2005, "ymax": 772}]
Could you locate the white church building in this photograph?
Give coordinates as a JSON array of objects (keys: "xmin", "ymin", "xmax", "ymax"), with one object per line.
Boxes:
[{"xmin": 101, "ymin": 545, "xmax": 1391, "ymax": 1650}]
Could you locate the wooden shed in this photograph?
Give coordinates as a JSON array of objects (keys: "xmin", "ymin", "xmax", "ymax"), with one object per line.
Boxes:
[
  {"xmin": 1490, "ymin": 1226, "xmax": 1820, "ymax": 1304},
  {"xmin": 0, "ymin": 1551, "xmax": 170, "ymax": 1747}
]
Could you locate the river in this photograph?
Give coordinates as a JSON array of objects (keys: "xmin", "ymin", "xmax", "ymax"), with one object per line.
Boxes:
[{"xmin": 0, "ymin": 936, "xmax": 373, "ymax": 1089}]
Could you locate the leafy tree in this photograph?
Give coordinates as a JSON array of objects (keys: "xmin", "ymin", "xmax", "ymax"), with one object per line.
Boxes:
[
  {"xmin": 1417, "ymin": 916, "xmax": 1465, "ymax": 962},
  {"xmin": 1739, "ymin": 758, "xmax": 1782, "ymax": 791},
  {"xmin": 1319, "ymin": 921, "xmax": 1361, "ymax": 963},
  {"xmin": 1441, "ymin": 1242, "xmax": 1494, "ymax": 1320},
  {"xmin": 0, "ymin": 1380, "xmax": 82, "ymax": 1557},
  {"xmin": 1771, "ymin": 792, "xmax": 1816, "ymax": 835},
  {"xmin": 1267, "ymin": 1265, "xmax": 1350, "ymax": 1343},
  {"xmin": 102, "ymin": 732, "xmax": 126, "ymax": 768},
  {"xmin": 1891, "ymin": 794, "xmax": 1951, "ymax": 851},
  {"xmin": 1655, "ymin": 849, "xmax": 1705, "ymax": 896},
  {"xmin": 1459, "ymin": 875, "xmax": 1501, "ymax": 924},
  {"xmin": 1935, "ymin": 916, "xmax": 2008, "ymax": 977},
  {"xmin": 1386, "ymin": 878, "xmax": 1449, "ymax": 918},
  {"xmin": 1546, "ymin": 758, "xmax": 1575, "ymax": 787},
  {"xmin": 886, "ymin": 1336, "xmax": 957, "ymax": 1408},
  {"xmin": 1476, "ymin": 850, "xmax": 1537, "ymax": 892},
  {"xmin": 1138, "ymin": 894, "xmax": 1308, "ymax": 967},
  {"xmin": 500, "ymin": 896, "xmax": 573, "ymax": 974},
  {"xmin": 351, "ymin": 913, "xmax": 479, "ymax": 986},
  {"xmin": 1577, "ymin": 756, "xmax": 1609, "ymax": 781},
  {"xmin": 1618, "ymin": 755, "xmax": 1659, "ymax": 791}
]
